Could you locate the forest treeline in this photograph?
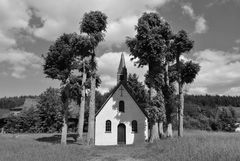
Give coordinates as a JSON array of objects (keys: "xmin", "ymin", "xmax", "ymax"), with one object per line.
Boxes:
[
  {"xmin": 1, "ymin": 93, "xmax": 240, "ymax": 110},
  {"xmin": 185, "ymin": 95, "xmax": 240, "ymax": 108},
  {"xmin": 0, "ymin": 95, "xmax": 38, "ymax": 109}
]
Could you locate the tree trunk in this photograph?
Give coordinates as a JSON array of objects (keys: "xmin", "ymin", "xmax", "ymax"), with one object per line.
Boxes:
[
  {"xmin": 164, "ymin": 62, "xmax": 173, "ymax": 137},
  {"xmin": 157, "ymin": 88, "xmax": 165, "ymax": 138},
  {"xmin": 164, "ymin": 62, "xmax": 170, "ymax": 88},
  {"xmin": 61, "ymin": 98, "xmax": 69, "ymax": 145},
  {"xmin": 176, "ymin": 56, "xmax": 184, "ymax": 137},
  {"xmin": 149, "ymin": 85, "xmax": 159, "ymax": 143},
  {"xmin": 158, "ymin": 121, "xmax": 165, "ymax": 138},
  {"xmin": 77, "ymin": 63, "xmax": 86, "ymax": 141},
  {"xmin": 178, "ymin": 83, "xmax": 184, "ymax": 137},
  {"xmin": 149, "ymin": 121, "xmax": 159, "ymax": 143},
  {"xmin": 148, "ymin": 62, "xmax": 161, "ymax": 142},
  {"xmin": 87, "ymin": 74, "xmax": 96, "ymax": 145},
  {"xmin": 166, "ymin": 106, "xmax": 173, "ymax": 137},
  {"xmin": 166, "ymin": 123, "xmax": 173, "ymax": 137}
]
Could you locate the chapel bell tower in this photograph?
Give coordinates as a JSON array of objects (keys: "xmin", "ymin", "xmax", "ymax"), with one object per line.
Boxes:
[{"xmin": 117, "ymin": 53, "xmax": 127, "ymax": 83}]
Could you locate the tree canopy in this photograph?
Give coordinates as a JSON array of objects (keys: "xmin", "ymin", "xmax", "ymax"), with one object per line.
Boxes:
[
  {"xmin": 80, "ymin": 11, "xmax": 107, "ymax": 48},
  {"xmin": 171, "ymin": 30, "xmax": 194, "ymax": 57},
  {"xmin": 126, "ymin": 12, "xmax": 173, "ymax": 68},
  {"xmin": 43, "ymin": 33, "xmax": 93, "ymax": 83}
]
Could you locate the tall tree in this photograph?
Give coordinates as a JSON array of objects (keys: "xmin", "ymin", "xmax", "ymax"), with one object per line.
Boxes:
[
  {"xmin": 171, "ymin": 30, "xmax": 200, "ymax": 137},
  {"xmin": 80, "ymin": 11, "xmax": 107, "ymax": 145},
  {"xmin": 43, "ymin": 33, "xmax": 92, "ymax": 144},
  {"xmin": 68, "ymin": 34, "xmax": 95, "ymax": 141},
  {"xmin": 43, "ymin": 33, "xmax": 76, "ymax": 144},
  {"xmin": 78, "ymin": 61, "xmax": 87, "ymax": 141},
  {"xmin": 159, "ymin": 24, "xmax": 175, "ymax": 138},
  {"xmin": 126, "ymin": 12, "xmax": 171, "ymax": 142},
  {"xmin": 162, "ymin": 39, "xmax": 177, "ymax": 137}
]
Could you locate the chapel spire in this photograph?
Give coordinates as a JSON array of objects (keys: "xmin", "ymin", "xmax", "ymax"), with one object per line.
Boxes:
[{"xmin": 117, "ymin": 53, "xmax": 127, "ymax": 83}]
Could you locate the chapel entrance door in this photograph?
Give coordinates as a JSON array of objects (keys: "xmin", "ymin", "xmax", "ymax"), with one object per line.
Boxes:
[{"xmin": 117, "ymin": 123, "xmax": 126, "ymax": 144}]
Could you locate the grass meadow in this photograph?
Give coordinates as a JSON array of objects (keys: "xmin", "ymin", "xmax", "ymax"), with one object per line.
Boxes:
[{"xmin": 0, "ymin": 130, "xmax": 239, "ymax": 161}]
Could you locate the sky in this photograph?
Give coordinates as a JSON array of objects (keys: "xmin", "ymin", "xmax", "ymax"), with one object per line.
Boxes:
[{"xmin": 0, "ymin": 0, "xmax": 240, "ymax": 97}]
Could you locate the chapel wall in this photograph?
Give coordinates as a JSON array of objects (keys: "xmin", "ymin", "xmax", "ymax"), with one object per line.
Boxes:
[{"xmin": 95, "ymin": 84, "xmax": 148, "ymax": 145}]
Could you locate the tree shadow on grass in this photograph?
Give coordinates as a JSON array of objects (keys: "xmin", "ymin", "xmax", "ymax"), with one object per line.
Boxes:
[{"xmin": 35, "ymin": 133, "xmax": 84, "ymax": 145}]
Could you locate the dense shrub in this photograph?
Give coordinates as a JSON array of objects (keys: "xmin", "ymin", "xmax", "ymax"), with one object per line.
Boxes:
[
  {"xmin": 184, "ymin": 103, "xmax": 201, "ymax": 117},
  {"xmin": 37, "ymin": 88, "xmax": 63, "ymax": 133},
  {"xmin": 215, "ymin": 107, "xmax": 237, "ymax": 132},
  {"xmin": 4, "ymin": 88, "xmax": 64, "ymax": 133},
  {"xmin": 4, "ymin": 108, "xmax": 40, "ymax": 133},
  {"xmin": 183, "ymin": 103, "xmax": 237, "ymax": 132},
  {"xmin": 184, "ymin": 115, "xmax": 211, "ymax": 130}
]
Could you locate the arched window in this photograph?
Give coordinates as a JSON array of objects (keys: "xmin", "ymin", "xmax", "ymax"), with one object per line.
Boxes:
[
  {"xmin": 119, "ymin": 101, "xmax": 125, "ymax": 112},
  {"xmin": 105, "ymin": 120, "xmax": 111, "ymax": 132},
  {"xmin": 132, "ymin": 120, "xmax": 138, "ymax": 133}
]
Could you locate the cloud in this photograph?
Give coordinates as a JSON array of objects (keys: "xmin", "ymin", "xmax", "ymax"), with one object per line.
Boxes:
[
  {"xmin": 182, "ymin": 3, "xmax": 208, "ymax": 34},
  {"xmin": 0, "ymin": 0, "xmax": 29, "ymax": 30},
  {"xmin": 232, "ymin": 47, "xmax": 240, "ymax": 53},
  {"xmin": 23, "ymin": 0, "xmax": 170, "ymax": 42},
  {"xmin": 223, "ymin": 87, "xmax": 240, "ymax": 96},
  {"xmin": 188, "ymin": 49, "xmax": 240, "ymax": 95},
  {"xmin": 182, "ymin": 4, "xmax": 195, "ymax": 17},
  {"xmin": 0, "ymin": 0, "xmax": 30, "ymax": 50},
  {"xmin": 0, "ymin": 0, "xmax": 171, "ymax": 67},
  {"xmin": 235, "ymin": 39, "xmax": 240, "ymax": 44},
  {"xmin": 0, "ymin": 49, "xmax": 42, "ymax": 79},
  {"xmin": 195, "ymin": 17, "xmax": 207, "ymax": 34},
  {"xmin": 104, "ymin": 15, "xmax": 138, "ymax": 45},
  {"xmin": 0, "ymin": 1, "xmax": 45, "ymax": 79},
  {"xmin": 187, "ymin": 87, "xmax": 208, "ymax": 95},
  {"xmin": 97, "ymin": 52, "xmax": 147, "ymax": 94},
  {"xmin": 207, "ymin": 0, "xmax": 240, "ymax": 7},
  {"xmin": 0, "ymin": 31, "xmax": 16, "ymax": 49}
]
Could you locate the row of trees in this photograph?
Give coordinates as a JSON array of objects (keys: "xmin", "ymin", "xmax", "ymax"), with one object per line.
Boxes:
[
  {"xmin": 43, "ymin": 11, "xmax": 107, "ymax": 145},
  {"xmin": 42, "ymin": 11, "xmax": 200, "ymax": 144},
  {"xmin": 126, "ymin": 13, "xmax": 200, "ymax": 141}
]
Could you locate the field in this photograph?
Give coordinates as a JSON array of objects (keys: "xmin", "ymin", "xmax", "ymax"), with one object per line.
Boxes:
[{"xmin": 0, "ymin": 131, "xmax": 240, "ymax": 161}]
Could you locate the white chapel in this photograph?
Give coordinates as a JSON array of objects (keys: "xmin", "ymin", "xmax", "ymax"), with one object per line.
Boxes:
[{"xmin": 95, "ymin": 53, "xmax": 148, "ymax": 146}]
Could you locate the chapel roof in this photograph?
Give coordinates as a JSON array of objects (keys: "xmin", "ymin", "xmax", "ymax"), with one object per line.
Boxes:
[{"xmin": 95, "ymin": 81, "xmax": 148, "ymax": 119}]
